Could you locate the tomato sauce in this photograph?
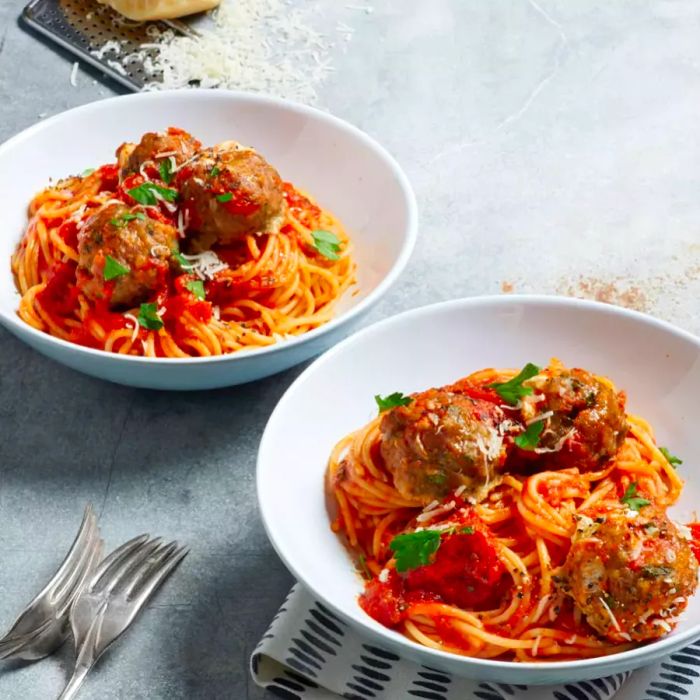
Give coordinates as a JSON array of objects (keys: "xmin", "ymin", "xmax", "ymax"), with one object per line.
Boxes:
[
  {"xmin": 688, "ymin": 523, "xmax": 700, "ymax": 561},
  {"xmin": 36, "ymin": 262, "xmax": 79, "ymax": 317}
]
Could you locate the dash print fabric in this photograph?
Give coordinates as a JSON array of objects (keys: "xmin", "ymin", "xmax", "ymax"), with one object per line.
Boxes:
[{"xmin": 250, "ymin": 585, "xmax": 700, "ymax": 700}]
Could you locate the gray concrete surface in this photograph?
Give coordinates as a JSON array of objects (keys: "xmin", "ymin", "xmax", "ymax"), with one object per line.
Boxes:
[{"xmin": 0, "ymin": 1, "xmax": 699, "ymax": 698}]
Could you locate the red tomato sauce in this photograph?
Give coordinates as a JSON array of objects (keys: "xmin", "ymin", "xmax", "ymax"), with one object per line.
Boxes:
[
  {"xmin": 688, "ymin": 523, "xmax": 700, "ymax": 561},
  {"xmin": 36, "ymin": 262, "xmax": 79, "ymax": 317}
]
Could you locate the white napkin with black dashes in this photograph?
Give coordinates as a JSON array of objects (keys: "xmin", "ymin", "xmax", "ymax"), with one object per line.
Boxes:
[{"xmin": 250, "ymin": 584, "xmax": 699, "ymax": 700}]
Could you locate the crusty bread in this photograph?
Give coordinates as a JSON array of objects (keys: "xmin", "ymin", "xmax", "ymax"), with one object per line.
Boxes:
[{"xmin": 98, "ymin": 0, "xmax": 221, "ymax": 21}]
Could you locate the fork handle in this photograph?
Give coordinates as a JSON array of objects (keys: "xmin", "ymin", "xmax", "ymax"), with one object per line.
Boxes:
[{"xmin": 57, "ymin": 662, "xmax": 93, "ymax": 700}]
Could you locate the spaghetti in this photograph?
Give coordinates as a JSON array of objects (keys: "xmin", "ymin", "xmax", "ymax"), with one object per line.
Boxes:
[
  {"xmin": 12, "ymin": 130, "xmax": 355, "ymax": 358},
  {"xmin": 327, "ymin": 362, "xmax": 698, "ymax": 662}
]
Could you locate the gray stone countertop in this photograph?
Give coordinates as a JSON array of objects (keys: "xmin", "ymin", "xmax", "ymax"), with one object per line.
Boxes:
[{"xmin": 0, "ymin": 1, "xmax": 699, "ymax": 697}]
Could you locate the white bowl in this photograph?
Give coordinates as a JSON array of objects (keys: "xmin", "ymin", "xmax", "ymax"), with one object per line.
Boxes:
[
  {"xmin": 0, "ymin": 90, "xmax": 416, "ymax": 390},
  {"xmin": 258, "ymin": 295, "xmax": 700, "ymax": 684}
]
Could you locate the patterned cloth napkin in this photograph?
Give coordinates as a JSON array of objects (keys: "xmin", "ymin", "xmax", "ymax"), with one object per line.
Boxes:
[{"xmin": 251, "ymin": 584, "xmax": 700, "ymax": 700}]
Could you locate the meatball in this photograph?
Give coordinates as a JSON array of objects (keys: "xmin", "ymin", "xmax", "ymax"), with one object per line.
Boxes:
[
  {"xmin": 77, "ymin": 202, "xmax": 177, "ymax": 309},
  {"xmin": 522, "ymin": 366, "xmax": 628, "ymax": 470},
  {"xmin": 380, "ymin": 389, "xmax": 507, "ymax": 505},
  {"xmin": 116, "ymin": 127, "xmax": 201, "ymax": 181},
  {"xmin": 177, "ymin": 141, "xmax": 286, "ymax": 249},
  {"xmin": 556, "ymin": 507, "xmax": 698, "ymax": 642}
]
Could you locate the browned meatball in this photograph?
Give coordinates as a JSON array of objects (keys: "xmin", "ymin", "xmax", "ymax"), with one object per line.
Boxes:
[
  {"xmin": 556, "ymin": 507, "xmax": 698, "ymax": 642},
  {"xmin": 520, "ymin": 366, "xmax": 628, "ymax": 470},
  {"xmin": 116, "ymin": 127, "xmax": 201, "ymax": 181},
  {"xmin": 380, "ymin": 389, "xmax": 507, "ymax": 505},
  {"xmin": 177, "ymin": 141, "xmax": 286, "ymax": 250},
  {"xmin": 77, "ymin": 202, "xmax": 177, "ymax": 309}
]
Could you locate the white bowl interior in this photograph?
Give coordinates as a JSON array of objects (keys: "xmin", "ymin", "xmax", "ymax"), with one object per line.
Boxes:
[
  {"xmin": 258, "ymin": 296, "xmax": 700, "ymax": 681},
  {"xmin": 0, "ymin": 91, "xmax": 415, "ymax": 386}
]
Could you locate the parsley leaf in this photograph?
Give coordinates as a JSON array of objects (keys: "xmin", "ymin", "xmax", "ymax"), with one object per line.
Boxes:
[
  {"xmin": 659, "ymin": 446, "xmax": 682, "ymax": 467},
  {"xmin": 172, "ymin": 251, "xmax": 193, "ymax": 271},
  {"xmin": 375, "ymin": 392, "xmax": 413, "ymax": 412},
  {"xmin": 488, "ymin": 362, "xmax": 542, "ymax": 405},
  {"xmin": 127, "ymin": 182, "xmax": 178, "ymax": 206},
  {"xmin": 312, "ymin": 229, "xmax": 342, "ymax": 261},
  {"xmin": 461, "ymin": 526, "xmax": 475, "ymax": 535},
  {"xmin": 216, "ymin": 192, "xmax": 233, "ymax": 203},
  {"xmin": 426, "ymin": 472, "xmax": 446, "ymax": 485},
  {"xmin": 390, "ymin": 530, "xmax": 441, "ymax": 573},
  {"xmin": 620, "ymin": 482, "xmax": 651, "ymax": 512},
  {"xmin": 641, "ymin": 565, "xmax": 673, "ymax": 579},
  {"xmin": 514, "ymin": 420, "xmax": 544, "ymax": 450},
  {"xmin": 81, "ymin": 168, "xmax": 95, "ymax": 177},
  {"xmin": 137, "ymin": 302, "xmax": 164, "ymax": 331},
  {"xmin": 103, "ymin": 255, "xmax": 130, "ymax": 281},
  {"xmin": 209, "ymin": 166, "xmax": 220, "ymax": 178},
  {"xmin": 186, "ymin": 279, "xmax": 206, "ymax": 300},
  {"xmin": 159, "ymin": 158, "xmax": 173, "ymax": 184},
  {"xmin": 110, "ymin": 212, "xmax": 146, "ymax": 228}
]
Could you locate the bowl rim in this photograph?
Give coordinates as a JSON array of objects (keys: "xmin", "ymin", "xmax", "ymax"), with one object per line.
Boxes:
[
  {"xmin": 257, "ymin": 294, "xmax": 700, "ymax": 674},
  {"xmin": 0, "ymin": 89, "xmax": 418, "ymax": 364}
]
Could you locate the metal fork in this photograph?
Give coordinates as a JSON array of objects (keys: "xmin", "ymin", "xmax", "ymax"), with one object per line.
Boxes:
[
  {"xmin": 0, "ymin": 505, "xmax": 103, "ymax": 661},
  {"xmin": 58, "ymin": 534, "xmax": 188, "ymax": 700}
]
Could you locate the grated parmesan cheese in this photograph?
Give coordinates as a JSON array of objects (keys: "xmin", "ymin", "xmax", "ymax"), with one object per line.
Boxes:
[
  {"xmin": 181, "ymin": 250, "xmax": 229, "ymax": 280},
  {"xmin": 123, "ymin": 313, "xmax": 139, "ymax": 342},
  {"xmin": 70, "ymin": 62, "xmax": 79, "ymax": 87},
  {"xmin": 416, "ymin": 500, "xmax": 455, "ymax": 523},
  {"xmin": 598, "ymin": 596, "xmax": 621, "ymax": 632},
  {"xmin": 378, "ymin": 569, "xmax": 389, "ymax": 583}
]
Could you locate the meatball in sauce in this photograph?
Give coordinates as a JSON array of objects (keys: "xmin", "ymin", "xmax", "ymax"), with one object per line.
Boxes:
[
  {"xmin": 177, "ymin": 141, "xmax": 286, "ymax": 250},
  {"xmin": 380, "ymin": 389, "xmax": 507, "ymax": 505},
  {"xmin": 116, "ymin": 127, "xmax": 201, "ymax": 182},
  {"xmin": 556, "ymin": 506, "xmax": 698, "ymax": 642},
  {"xmin": 77, "ymin": 202, "xmax": 177, "ymax": 309}
]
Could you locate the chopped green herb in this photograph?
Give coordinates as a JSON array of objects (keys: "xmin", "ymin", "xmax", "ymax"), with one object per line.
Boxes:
[
  {"xmin": 103, "ymin": 255, "xmax": 130, "ymax": 281},
  {"xmin": 209, "ymin": 166, "xmax": 220, "ymax": 178},
  {"xmin": 110, "ymin": 212, "xmax": 146, "ymax": 228},
  {"xmin": 375, "ymin": 392, "xmax": 413, "ymax": 412},
  {"xmin": 390, "ymin": 530, "xmax": 441, "ymax": 573},
  {"xmin": 186, "ymin": 279, "xmax": 206, "ymax": 300},
  {"xmin": 137, "ymin": 302, "xmax": 164, "ymax": 331},
  {"xmin": 216, "ymin": 192, "xmax": 233, "ymax": 203},
  {"xmin": 488, "ymin": 363, "xmax": 542, "ymax": 405},
  {"xmin": 172, "ymin": 251, "xmax": 193, "ymax": 270},
  {"xmin": 127, "ymin": 182, "xmax": 178, "ymax": 206},
  {"xmin": 659, "ymin": 446, "xmax": 682, "ymax": 467},
  {"xmin": 356, "ymin": 554, "xmax": 372, "ymax": 580},
  {"xmin": 620, "ymin": 482, "xmax": 651, "ymax": 512},
  {"xmin": 603, "ymin": 594, "xmax": 617, "ymax": 609},
  {"xmin": 311, "ymin": 229, "xmax": 342, "ymax": 261},
  {"xmin": 159, "ymin": 158, "xmax": 173, "ymax": 184},
  {"xmin": 426, "ymin": 472, "xmax": 447, "ymax": 485},
  {"xmin": 641, "ymin": 565, "xmax": 673, "ymax": 579},
  {"xmin": 461, "ymin": 526, "xmax": 475, "ymax": 535},
  {"xmin": 81, "ymin": 168, "xmax": 95, "ymax": 177},
  {"xmin": 514, "ymin": 420, "xmax": 544, "ymax": 450}
]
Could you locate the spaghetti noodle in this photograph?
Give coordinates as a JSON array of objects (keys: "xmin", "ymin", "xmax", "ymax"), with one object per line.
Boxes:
[
  {"xmin": 12, "ymin": 129, "xmax": 355, "ymax": 358},
  {"xmin": 327, "ymin": 361, "xmax": 698, "ymax": 662}
]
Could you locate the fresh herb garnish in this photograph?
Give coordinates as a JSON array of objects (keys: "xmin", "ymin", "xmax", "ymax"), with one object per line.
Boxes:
[
  {"xmin": 216, "ymin": 192, "xmax": 233, "ymax": 203},
  {"xmin": 641, "ymin": 565, "xmax": 673, "ymax": 579},
  {"xmin": 357, "ymin": 554, "xmax": 372, "ymax": 580},
  {"xmin": 426, "ymin": 473, "xmax": 447, "ymax": 485},
  {"xmin": 461, "ymin": 526, "xmax": 475, "ymax": 535},
  {"xmin": 514, "ymin": 420, "xmax": 544, "ymax": 450},
  {"xmin": 488, "ymin": 363, "xmax": 542, "ymax": 405},
  {"xmin": 103, "ymin": 255, "xmax": 130, "ymax": 281},
  {"xmin": 172, "ymin": 251, "xmax": 193, "ymax": 271},
  {"xmin": 390, "ymin": 530, "xmax": 441, "ymax": 573},
  {"xmin": 186, "ymin": 279, "xmax": 206, "ymax": 300},
  {"xmin": 311, "ymin": 229, "xmax": 342, "ymax": 261},
  {"xmin": 209, "ymin": 166, "xmax": 220, "ymax": 178},
  {"xmin": 620, "ymin": 482, "xmax": 651, "ymax": 512},
  {"xmin": 659, "ymin": 446, "xmax": 682, "ymax": 467},
  {"xmin": 81, "ymin": 168, "xmax": 95, "ymax": 177},
  {"xmin": 110, "ymin": 212, "xmax": 146, "ymax": 228},
  {"xmin": 137, "ymin": 302, "xmax": 164, "ymax": 331},
  {"xmin": 127, "ymin": 182, "xmax": 178, "ymax": 206},
  {"xmin": 375, "ymin": 392, "xmax": 413, "ymax": 412},
  {"xmin": 159, "ymin": 158, "xmax": 173, "ymax": 184}
]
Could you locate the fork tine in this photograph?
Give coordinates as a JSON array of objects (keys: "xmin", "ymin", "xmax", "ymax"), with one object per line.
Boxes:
[
  {"xmin": 99, "ymin": 538, "xmax": 163, "ymax": 595},
  {"xmin": 51, "ymin": 524, "xmax": 102, "ymax": 606},
  {"xmin": 45, "ymin": 505, "xmax": 97, "ymax": 597},
  {"xmin": 121, "ymin": 541, "xmax": 177, "ymax": 599},
  {"xmin": 56, "ymin": 537, "xmax": 105, "ymax": 618},
  {"xmin": 128, "ymin": 544, "xmax": 188, "ymax": 608},
  {"xmin": 89, "ymin": 534, "xmax": 149, "ymax": 590}
]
